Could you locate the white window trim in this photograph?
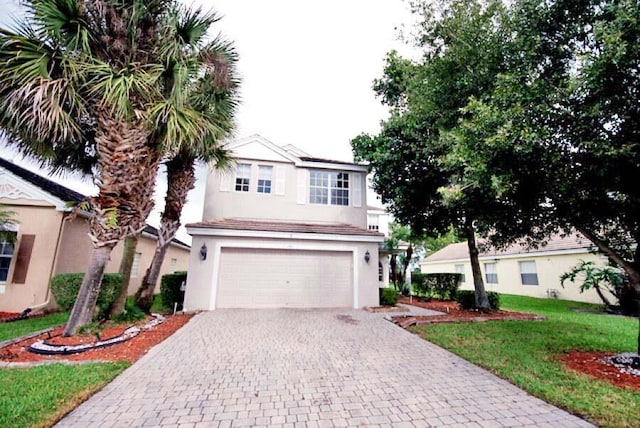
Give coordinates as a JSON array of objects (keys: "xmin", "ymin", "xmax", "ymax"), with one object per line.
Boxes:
[
  {"xmin": 235, "ymin": 163, "xmax": 252, "ymax": 192},
  {"xmin": 257, "ymin": 165, "xmax": 273, "ymax": 194},
  {"xmin": 308, "ymin": 170, "xmax": 350, "ymax": 206},
  {"xmin": 519, "ymin": 260, "xmax": 539, "ymax": 286}
]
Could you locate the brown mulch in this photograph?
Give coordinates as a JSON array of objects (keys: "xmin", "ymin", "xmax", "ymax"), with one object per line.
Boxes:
[
  {"xmin": 559, "ymin": 351, "xmax": 640, "ymax": 391},
  {"xmin": 0, "ymin": 312, "xmax": 19, "ymax": 319},
  {"xmin": 0, "ymin": 314, "xmax": 192, "ymax": 364},
  {"xmin": 394, "ymin": 297, "xmax": 545, "ymax": 328}
]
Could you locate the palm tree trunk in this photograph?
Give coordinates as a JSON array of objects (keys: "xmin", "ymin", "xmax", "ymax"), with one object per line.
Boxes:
[
  {"xmin": 108, "ymin": 235, "xmax": 139, "ymax": 318},
  {"xmin": 463, "ymin": 214, "xmax": 490, "ymax": 310},
  {"xmin": 136, "ymin": 155, "xmax": 196, "ymax": 312},
  {"xmin": 64, "ymin": 244, "xmax": 115, "ymax": 336}
]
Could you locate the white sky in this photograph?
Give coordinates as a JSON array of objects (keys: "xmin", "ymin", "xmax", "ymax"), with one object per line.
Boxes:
[{"xmin": 0, "ymin": 0, "xmax": 416, "ymax": 243}]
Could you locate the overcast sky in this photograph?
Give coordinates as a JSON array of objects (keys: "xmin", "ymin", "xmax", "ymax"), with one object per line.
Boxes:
[{"xmin": 0, "ymin": 0, "xmax": 416, "ymax": 243}]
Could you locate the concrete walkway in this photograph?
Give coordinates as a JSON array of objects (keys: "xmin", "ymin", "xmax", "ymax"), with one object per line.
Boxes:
[{"xmin": 57, "ymin": 309, "xmax": 593, "ymax": 428}]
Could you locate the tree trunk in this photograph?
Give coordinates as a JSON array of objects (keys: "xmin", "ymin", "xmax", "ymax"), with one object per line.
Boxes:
[
  {"xmin": 463, "ymin": 215, "xmax": 490, "ymax": 310},
  {"xmin": 64, "ymin": 244, "xmax": 115, "ymax": 336},
  {"xmin": 135, "ymin": 155, "xmax": 196, "ymax": 313},
  {"xmin": 108, "ymin": 235, "xmax": 139, "ymax": 318}
]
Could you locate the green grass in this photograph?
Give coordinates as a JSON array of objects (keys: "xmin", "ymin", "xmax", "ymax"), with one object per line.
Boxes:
[
  {"xmin": 412, "ymin": 294, "xmax": 639, "ymax": 427},
  {"xmin": 0, "ymin": 362, "xmax": 128, "ymax": 428},
  {"xmin": 0, "ymin": 312, "xmax": 68, "ymax": 342}
]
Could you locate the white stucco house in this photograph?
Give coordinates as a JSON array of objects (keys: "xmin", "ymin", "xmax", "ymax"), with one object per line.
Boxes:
[
  {"xmin": 183, "ymin": 135, "xmax": 385, "ymax": 310},
  {"xmin": 419, "ymin": 234, "xmax": 612, "ymax": 304}
]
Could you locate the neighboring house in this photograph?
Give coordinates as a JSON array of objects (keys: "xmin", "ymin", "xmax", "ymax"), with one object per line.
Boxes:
[
  {"xmin": 0, "ymin": 157, "xmax": 190, "ymax": 313},
  {"xmin": 184, "ymin": 134, "xmax": 385, "ymax": 310},
  {"xmin": 419, "ymin": 234, "xmax": 611, "ymax": 304}
]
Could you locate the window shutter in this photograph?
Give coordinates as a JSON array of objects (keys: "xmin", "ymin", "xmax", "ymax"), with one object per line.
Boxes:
[
  {"xmin": 219, "ymin": 171, "xmax": 233, "ymax": 192},
  {"xmin": 275, "ymin": 166, "xmax": 286, "ymax": 195},
  {"xmin": 352, "ymin": 173, "xmax": 362, "ymax": 207},
  {"xmin": 296, "ymin": 169, "xmax": 307, "ymax": 204},
  {"xmin": 12, "ymin": 234, "xmax": 35, "ymax": 284}
]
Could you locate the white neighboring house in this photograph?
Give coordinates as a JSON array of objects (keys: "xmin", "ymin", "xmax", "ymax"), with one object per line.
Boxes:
[
  {"xmin": 419, "ymin": 234, "xmax": 613, "ymax": 304},
  {"xmin": 184, "ymin": 135, "xmax": 385, "ymax": 310}
]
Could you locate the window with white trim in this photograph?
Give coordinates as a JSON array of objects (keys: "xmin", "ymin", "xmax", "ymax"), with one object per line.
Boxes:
[
  {"xmin": 132, "ymin": 252, "xmax": 142, "ymax": 277},
  {"xmin": 519, "ymin": 260, "xmax": 539, "ymax": 285},
  {"xmin": 454, "ymin": 264, "xmax": 465, "ymax": 283},
  {"xmin": 169, "ymin": 258, "xmax": 177, "ymax": 273},
  {"xmin": 235, "ymin": 163, "xmax": 251, "ymax": 192},
  {"xmin": 367, "ymin": 214, "xmax": 379, "ymax": 231},
  {"xmin": 0, "ymin": 234, "xmax": 16, "ymax": 282},
  {"xmin": 309, "ymin": 170, "xmax": 349, "ymax": 206},
  {"xmin": 257, "ymin": 165, "xmax": 273, "ymax": 194},
  {"xmin": 484, "ymin": 262, "xmax": 498, "ymax": 284}
]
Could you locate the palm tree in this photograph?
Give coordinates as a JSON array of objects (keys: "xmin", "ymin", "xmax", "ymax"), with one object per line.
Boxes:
[
  {"xmin": 0, "ymin": 0, "xmax": 237, "ymax": 334},
  {"xmin": 0, "ymin": 206, "xmax": 19, "ymax": 243}
]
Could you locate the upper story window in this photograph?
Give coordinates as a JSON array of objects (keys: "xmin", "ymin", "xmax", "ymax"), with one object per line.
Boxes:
[
  {"xmin": 309, "ymin": 170, "xmax": 349, "ymax": 206},
  {"xmin": 0, "ymin": 235, "xmax": 16, "ymax": 282},
  {"xmin": 367, "ymin": 214, "xmax": 379, "ymax": 231},
  {"xmin": 519, "ymin": 260, "xmax": 539, "ymax": 285},
  {"xmin": 235, "ymin": 163, "xmax": 251, "ymax": 192},
  {"xmin": 257, "ymin": 165, "xmax": 273, "ymax": 194},
  {"xmin": 454, "ymin": 264, "xmax": 465, "ymax": 283}
]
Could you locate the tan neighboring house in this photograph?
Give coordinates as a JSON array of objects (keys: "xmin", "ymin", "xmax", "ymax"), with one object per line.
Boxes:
[
  {"xmin": 419, "ymin": 235, "xmax": 612, "ymax": 304},
  {"xmin": 184, "ymin": 134, "xmax": 385, "ymax": 310},
  {"xmin": 0, "ymin": 157, "xmax": 190, "ymax": 313}
]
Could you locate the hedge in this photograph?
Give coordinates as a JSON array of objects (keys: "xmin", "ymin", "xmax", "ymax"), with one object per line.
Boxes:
[
  {"xmin": 411, "ymin": 272, "xmax": 462, "ymax": 300},
  {"xmin": 50, "ymin": 273, "xmax": 123, "ymax": 320},
  {"xmin": 379, "ymin": 287, "xmax": 398, "ymax": 306},
  {"xmin": 456, "ymin": 290, "xmax": 501, "ymax": 310},
  {"xmin": 160, "ymin": 271, "xmax": 187, "ymax": 310}
]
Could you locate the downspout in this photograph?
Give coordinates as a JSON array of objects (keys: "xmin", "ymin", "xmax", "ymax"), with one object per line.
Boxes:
[{"xmin": 27, "ymin": 211, "xmax": 67, "ymax": 313}]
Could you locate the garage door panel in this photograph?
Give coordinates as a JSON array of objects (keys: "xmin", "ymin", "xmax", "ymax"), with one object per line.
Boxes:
[{"xmin": 217, "ymin": 248, "xmax": 352, "ymax": 308}]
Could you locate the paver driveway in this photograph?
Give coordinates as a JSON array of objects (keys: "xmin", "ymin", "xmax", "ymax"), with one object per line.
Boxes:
[{"xmin": 58, "ymin": 308, "xmax": 593, "ymax": 427}]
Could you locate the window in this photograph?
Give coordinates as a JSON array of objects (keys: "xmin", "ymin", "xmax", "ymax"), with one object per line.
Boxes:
[
  {"xmin": 0, "ymin": 235, "xmax": 16, "ymax": 282},
  {"xmin": 454, "ymin": 264, "xmax": 465, "ymax": 283},
  {"xmin": 519, "ymin": 260, "xmax": 539, "ymax": 285},
  {"xmin": 484, "ymin": 262, "xmax": 498, "ymax": 284},
  {"xmin": 257, "ymin": 165, "xmax": 273, "ymax": 194},
  {"xmin": 132, "ymin": 252, "xmax": 142, "ymax": 277},
  {"xmin": 235, "ymin": 163, "xmax": 251, "ymax": 192},
  {"xmin": 367, "ymin": 214, "xmax": 379, "ymax": 231},
  {"xmin": 169, "ymin": 258, "xmax": 177, "ymax": 273},
  {"xmin": 309, "ymin": 170, "xmax": 349, "ymax": 205}
]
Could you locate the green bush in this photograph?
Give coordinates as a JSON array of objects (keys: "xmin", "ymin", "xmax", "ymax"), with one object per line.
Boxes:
[
  {"xmin": 411, "ymin": 272, "xmax": 433, "ymax": 297},
  {"xmin": 50, "ymin": 273, "xmax": 122, "ymax": 320},
  {"xmin": 112, "ymin": 302, "xmax": 146, "ymax": 323},
  {"xmin": 412, "ymin": 273, "xmax": 461, "ymax": 299},
  {"xmin": 456, "ymin": 290, "xmax": 501, "ymax": 310},
  {"xmin": 379, "ymin": 287, "xmax": 398, "ymax": 306},
  {"xmin": 160, "ymin": 271, "xmax": 187, "ymax": 310}
]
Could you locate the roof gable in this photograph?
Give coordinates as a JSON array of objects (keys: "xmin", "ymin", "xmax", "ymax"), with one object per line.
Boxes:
[{"xmin": 225, "ymin": 135, "xmax": 299, "ymax": 164}]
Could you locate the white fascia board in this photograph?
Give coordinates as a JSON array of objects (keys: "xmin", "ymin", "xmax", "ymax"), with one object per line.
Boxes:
[
  {"xmin": 297, "ymin": 161, "xmax": 367, "ymax": 173},
  {"xmin": 0, "ymin": 167, "xmax": 70, "ymax": 211},
  {"xmin": 225, "ymin": 135, "xmax": 300, "ymax": 164},
  {"xmin": 419, "ymin": 247, "xmax": 597, "ymax": 265},
  {"xmin": 186, "ymin": 226, "xmax": 384, "ymax": 243}
]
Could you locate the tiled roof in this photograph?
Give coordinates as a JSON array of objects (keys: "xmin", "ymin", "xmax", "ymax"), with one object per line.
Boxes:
[
  {"xmin": 0, "ymin": 157, "xmax": 85, "ymax": 203},
  {"xmin": 424, "ymin": 234, "xmax": 595, "ymax": 262},
  {"xmin": 187, "ymin": 218, "xmax": 384, "ymax": 237},
  {"xmin": 0, "ymin": 157, "xmax": 190, "ymax": 248}
]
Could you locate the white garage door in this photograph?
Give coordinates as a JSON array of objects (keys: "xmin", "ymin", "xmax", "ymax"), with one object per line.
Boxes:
[{"xmin": 217, "ymin": 248, "xmax": 353, "ymax": 308}]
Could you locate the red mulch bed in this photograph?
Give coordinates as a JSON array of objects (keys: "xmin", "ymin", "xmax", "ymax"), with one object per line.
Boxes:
[
  {"xmin": 394, "ymin": 297, "xmax": 545, "ymax": 328},
  {"xmin": 0, "ymin": 312, "xmax": 19, "ymax": 320},
  {"xmin": 559, "ymin": 351, "xmax": 640, "ymax": 391},
  {"xmin": 0, "ymin": 314, "xmax": 192, "ymax": 364}
]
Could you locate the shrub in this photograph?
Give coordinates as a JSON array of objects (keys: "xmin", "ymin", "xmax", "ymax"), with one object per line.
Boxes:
[
  {"xmin": 412, "ymin": 273, "xmax": 462, "ymax": 299},
  {"xmin": 411, "ymin": 272, "xmax": 433, "ymax": 297},
  {"xmin": 112, "ymin": 302, "xmax": 146, "ymax": 323},
  {"xmin": 50, "ymin": 273, "xmax": 122, "ymax": 320},
  {"xmin": 160, "ymin": 271, "xmax": 187, "ymax": 311},
  {"xmin": 379, "ymin": 287, "xmax": 398, "ymax": 306},
  {"xmin": 456, "ymin": 290, "xmax": 501, "ymax": 310}
]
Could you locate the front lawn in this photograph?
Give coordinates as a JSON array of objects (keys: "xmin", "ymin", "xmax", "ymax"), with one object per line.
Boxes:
[
  {"xmin": 412, "ymin": 294, "xmax": 639, "ymax": 427},
  {"xmin": 0, "ymin": 312, "xmax": 68, "ymax": 342},
  {"xmin": 0, "ymin": 362, "xmax": 128, "ymax": 428}
]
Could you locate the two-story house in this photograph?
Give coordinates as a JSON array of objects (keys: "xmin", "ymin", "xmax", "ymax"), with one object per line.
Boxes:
[{"xmin": 184, "ymin": 135, "xmax": 385, "ymax": 310}]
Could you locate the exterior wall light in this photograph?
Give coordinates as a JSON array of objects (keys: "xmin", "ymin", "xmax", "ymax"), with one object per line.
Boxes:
[
  {"xmin": 200, "ymin": 243, "xmax": 207, "ymax": 260},
  {"xmin": 364, "ymin": 250, "xmax": 371, "ymax": 263}
]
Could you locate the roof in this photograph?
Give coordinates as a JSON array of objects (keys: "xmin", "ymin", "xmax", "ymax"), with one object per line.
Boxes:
[
  {"xmin": 0, "ymin": 157, "xmax": 190, "ymax": 248},
  {"xmin": 423, "ymin": 234, "xmax": 595, "ymax": 262},
  {"xmin": 299, "ymin": 156, "xmax": 361, "ymax": 167},
  {"xmin": 187, "ymin": 218, "xmax": 384, "ymax": 237},
  {"xmin": 0, "ymin": 157, "xmax": 85, "ymax": 203}
]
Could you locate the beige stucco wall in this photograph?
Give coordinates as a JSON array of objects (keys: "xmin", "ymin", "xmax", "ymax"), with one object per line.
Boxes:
[
  {"xmin": 420, "ymin": 251, "xmax": 612, "ymax": 304},
  {"xmin": 203, "ymin": 162, "xmax": 368, "ymax": 227},
  {"xmin": 0, "ymin": 201, "xmax": 66, "ymax": 312},
  {"xmin": 56, "ymin": 218, "xmax": 190, "ymax": 295},
  {"xmin": 184, "ymin": 234, "xmax": 380, "ymax": 311}
]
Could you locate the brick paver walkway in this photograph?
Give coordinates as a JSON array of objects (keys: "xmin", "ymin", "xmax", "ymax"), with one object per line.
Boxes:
[{"xmin": 57, "ymin": 309, "xmax": 593, "ymax": 427}]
